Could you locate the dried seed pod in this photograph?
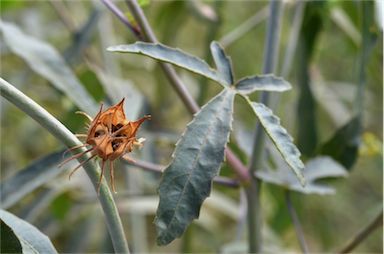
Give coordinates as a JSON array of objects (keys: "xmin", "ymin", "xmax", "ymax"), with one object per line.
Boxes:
[{"xmin": 60, "ymin": 98, "xmax": 150, "ymax": 193}]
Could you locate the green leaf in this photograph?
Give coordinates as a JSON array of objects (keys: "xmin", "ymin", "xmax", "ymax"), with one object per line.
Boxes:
[
  {"xmin": 0, "ymin": 150, "xmax": 65, "ymax": 209},
  {"xmin": 0, "ymin": 21, "xmax": 98, "ymax": 115},
  {"xmin": 138, "ymin": 0, "xmax": 150, "ymax": 7},
  {"xmin": 295, "ymin": 1, "xmax": 327, "ymax": 156},
  {"xmin": 235, "ymin": 74, "xmax": 292, "ymax": 94},
  {"xmin": 250, "ymin": 102, "xmax": 305, "ymax": 186},
  {"xmin": 320, "ymin": 116, "xmax": 361, "ymax": 169},
  {"xmin": 210, "ymin": 41, "xmax": 234, "ymax": 85},
  {"xmin": 0, "ymin": 209, "xmax": 58, "ymax": 253},
  {"xmin": 1, "ymin": 221, "xmax": 22, "ymax": 253},
  {"xmin": 256, "ymin": 156, "xmax": 347, "ymax": 195},
  {"xmin": 155, "ymin": 89, "xmax": 235, "ymax": 245},
  {"xmin": 107, "ymin": 42, "xmax": 227, "ymax": 85}
]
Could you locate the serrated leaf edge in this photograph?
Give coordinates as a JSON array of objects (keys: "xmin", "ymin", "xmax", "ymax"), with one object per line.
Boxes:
[
  {"xmin": 249, "ymin": 100, "xmax": 306, "ymax": 186},
  {"xmin": 155, "ymin": 89, "xmax": 235, "ymax": 245},
  {"xmin": 107, "ymin": 42, "xmax": 227, "ymax": 86},
  {"xmin": 210, "ymin": 41, "xmax": 234, "ymax": 86}
]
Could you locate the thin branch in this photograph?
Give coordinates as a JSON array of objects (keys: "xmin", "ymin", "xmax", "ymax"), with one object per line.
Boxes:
[
  {"xmin": 101, "ymin": 0, "xmax": 142, "ymax": 40},
  {"xmin": 247, "ymin": 1, "xmax": 284, "ymax": 253},
  {"xmin": 0, "ymin": 78, "xmax": 130, "ymax": 254},
  {"xmin": 120, "ymin": 0, "xmax": 250, "ymax": 183},
  {"xmin": 280, "ymin": 1, "xmax": 305, "ymax": 77},
  {"xmin": 49, "ymin": 0, "xmax": 76, "ymax": 33},
  {"xmin": 121, "ymin": 157, "xmax": 240, "ymax": 188},
  {"xmin": 270, "ymin": 1, "xmax": 305, "ymax": 111},
  {"xmin": 285, "ymin": 191, "xmax": 309, "ymax": 254},
  {"xmin": 219, "ymin": 6, "xmax": 269, "ymax": 48},
  {"xmin": 338, "ymin": 210, "xmax": 383, "ymax": 253}
]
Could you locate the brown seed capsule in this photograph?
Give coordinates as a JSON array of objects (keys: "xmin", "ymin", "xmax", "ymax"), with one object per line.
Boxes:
[{"xmin": 59, "ymin": 98, "xmax": 150, "ymax": 194}]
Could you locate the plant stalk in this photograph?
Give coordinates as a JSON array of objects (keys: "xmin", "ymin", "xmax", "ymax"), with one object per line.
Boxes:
[
  {"xmin": 219, "ymin": 6, "xmax": 269, "ymax": 48},
  {"xmin": 101, "ymin": 0, "xmax": 142, "ymax": 40},
  {"xmin": 285, "ymin": 191, "xmax": 309, "ymax": 254},
  {"xmin": 247, "ymin": 1, "xmax": 283, "ymax": 253},
  {"xmin": 338, "ymin": 210, "xmax": 383, "ymax": 253},
  {"xmin": 0, "ymin": 78, "xmax": 129, "ymax": 254},
  {"xmin": 122, "ymin": 157, "xmax": 240, "ymax": 188}
]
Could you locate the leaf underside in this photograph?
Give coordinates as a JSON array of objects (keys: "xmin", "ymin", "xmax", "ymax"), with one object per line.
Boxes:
[
  {"xmin": 155, "ymin": 89, "xmax": 235, "ymax": 245},
  {"xmin": 250, "ymin": 102, "xmax": 305, "ymax": 186},
  {"xmin": 0, "ymin": 209, "xmax": 58, "ymax": 253},
  {"xmin": 107, "ymin": 42, "xmax": 227, "ymax": 85},
  {"xmin": 236, "ymin": 74, "xmax": 292, "ymax": 94},
  {"xmin": 210, "ymin": 41, "xmax": 234, "ymax": 85}
]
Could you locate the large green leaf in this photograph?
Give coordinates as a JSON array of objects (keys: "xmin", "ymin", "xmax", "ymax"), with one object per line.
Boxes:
[
  {"xmin": 256, "ymin": 156, "xmax": 347, "ymax": 195},
  {"xmin": 155, "ymin": 89, "xmax": 235, "ymax": 245},
  {"xmin": 296, "ymin": 2, "xmax": 327, "ymax": 156},
  {"xmin": 0, "ymin": 21, "xmax": 98, "ymax": 115},
  {"xmin": 107, "ymin": 42, "xmax": 227, "ymax": 85},
  {"xmin": 235, "ymin": 74, "xmax": 292, "ymax": 94},
  {"xmin": 210, "ymin": 41, "xmax": 234, "ymax": 85},
  {"xmin": 1, "ymin": 221, "xmax": 22, "ymax": 253},
  {"xmin": 0, "ymin": 209, "xmax": 58, "ymax": 253},
  {"xmin": 320, "ymin": 116, "xmax": 361, "ymax": 169},
  {"xmin": 0, "ymin": 150, "xmax": 65, "ymax": 209},
  {"xmin": 250, "ymin": 102, "xmax": 305, "ymax": 186}
]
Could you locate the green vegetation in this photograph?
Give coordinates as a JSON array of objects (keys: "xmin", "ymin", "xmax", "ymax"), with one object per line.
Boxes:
[{"xmin": 1, "ymin": 1, "xmax": 382, "ymax": 253}]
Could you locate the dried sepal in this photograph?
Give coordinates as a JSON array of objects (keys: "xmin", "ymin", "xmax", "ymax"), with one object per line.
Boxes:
[{"xmin": 60, "ymin": 98, "xmax": 150, "ymax": 194}]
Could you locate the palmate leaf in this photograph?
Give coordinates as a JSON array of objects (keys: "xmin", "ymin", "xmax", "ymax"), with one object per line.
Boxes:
[
  {"xmin": 107, "ymin": 42, "xmax": 227, "ymax": 85},
  {"xmin": 0, "ymin": 21, "xmax": 98, "ymax": 115},
  {"xmin": 0, "ymin": 209, "xmax": 58, "ymax": 253},
  {"xmin": 236, "ymin": 74, "xmax": 292, "ymax": 94},
  {"xmin": 155, "ymin": 89, "xmax": 235, "ymax": 245},
  {"xmin": 250, "ymin": 102, "xmax": 305, "ymax": 186},
  {"xmin": 210, "ymin": 41, "xmax": 234, "ymax": 85}
]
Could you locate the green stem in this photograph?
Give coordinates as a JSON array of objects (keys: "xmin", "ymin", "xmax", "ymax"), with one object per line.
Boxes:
[
  {"xmin": 247, "ymin": 1, "xmax": 283, "ymax": 253},
  {"xmin": 285, "ymin": 191, "xmax": 309, "ymax": 254},
  {"xmin": 219, "ymin": 6, "xmax": 269, "ymax": 48},
  {"xmin": 354, "ymin": 1, "xmax": 372, "ymax": 118},
  {"xmin": 338, "ymin": 210, "xmax": 383, "ymax": 253},
  {"xmin": 0, "ymin": 78, "xmax": 129, "ymax": 254}
]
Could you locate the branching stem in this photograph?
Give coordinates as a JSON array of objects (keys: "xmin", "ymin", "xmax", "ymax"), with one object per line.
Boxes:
[
  {"xmin": 0, "ymin": 78, "xmax": 130, "ymax": 254},
  {"xmin": 101, "ymin": 0, "xmax": 142, "ymax": 40}
]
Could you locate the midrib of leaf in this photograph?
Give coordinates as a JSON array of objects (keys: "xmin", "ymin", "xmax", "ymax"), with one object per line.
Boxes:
[
  {"xmin": 19, "ymin": 237, "xmax": 38, "ymax": 254},
  {"xmin": 160, "ymin": 94, "xmax": 224, "ymax": 228}
]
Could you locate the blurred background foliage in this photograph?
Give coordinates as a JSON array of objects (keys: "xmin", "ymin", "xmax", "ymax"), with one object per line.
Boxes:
[{"xmin": 0, "ymin": 0, "xmax": 382, "ymax": 253}]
